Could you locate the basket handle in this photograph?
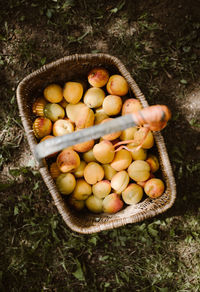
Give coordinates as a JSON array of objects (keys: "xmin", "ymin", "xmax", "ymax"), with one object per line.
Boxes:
[{"xmin": 34, "ymin": 105, "xmax": 171, "ymax": 167}]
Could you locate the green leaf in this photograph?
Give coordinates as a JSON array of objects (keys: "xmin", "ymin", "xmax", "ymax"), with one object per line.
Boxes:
[
  {"xmin": 180, "ymin": 79, "xmax": 187, "ymax": 85},
  {"xmin": 40, "ymin": 57, "xmax": 46, "ymax": 65},
  {"xmin": 14, "ymin": 206, "xmax": 19, "ymax": 215},
  {"xmin": 148, "ymin": 225, "xmax": 159, "ymax": 237},
  {"xmin": 72, "ymin": 260, "xmax": 85, "ymax": 281},
  {"xmin": 46, "ymin": 9, "xmax": 52, "ymax": 19},
  {"xmin": 89, "ymin": 237, "xmax": 97, "ymax": 245}
]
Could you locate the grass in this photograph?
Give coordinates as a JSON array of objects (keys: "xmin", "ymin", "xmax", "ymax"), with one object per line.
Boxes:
[{"xmin": 0, "ymin": 0, "xmax": 200, "ymax": 291}]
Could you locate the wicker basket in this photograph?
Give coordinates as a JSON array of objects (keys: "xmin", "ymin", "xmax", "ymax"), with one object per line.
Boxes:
[{"xmin": 16, "ymin": 53, "xmax": 176, "ymax": 234}]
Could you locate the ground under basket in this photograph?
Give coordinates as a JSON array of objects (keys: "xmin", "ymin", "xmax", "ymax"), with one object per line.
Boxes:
[{"xmin": 16, "ymin": 53, "xmax": 176, "ymax": 234}]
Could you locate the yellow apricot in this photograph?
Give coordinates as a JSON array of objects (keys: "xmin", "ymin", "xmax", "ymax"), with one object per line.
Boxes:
[
  {"xmin": 111, "ymin": 171, "xmax": 129, "ymax": 194},
  {"xmin": 110, "ymin": 149, "xmax": 132, "ymax": 171},
  {"xmin": 44, "ymin": 84, "xmax": 63, "ymax": 103},
  {"xmin": 63, "ymin": 82, "xmax": 83, "ymax": 104}
]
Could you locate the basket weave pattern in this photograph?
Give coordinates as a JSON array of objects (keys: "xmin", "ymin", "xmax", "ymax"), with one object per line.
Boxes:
[{"xmin": 17, "ymin": 54, "xmax": 176, "ymax": 234}]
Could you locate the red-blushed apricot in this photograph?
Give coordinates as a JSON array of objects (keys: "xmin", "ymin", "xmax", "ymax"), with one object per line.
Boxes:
[
  {"xmin": 122, "ymin": 98, "xmax": 142, "ymax": 115},
  {"xmin": 68, "ymin": 196, "xmax": 85, "ymax": 211},
  {"xmin": 73, "ymin": 139, "xmax": 94, "ymax": 153},
  {"xmin": 106, "ymin": 75, "xmax": 129, "ymax": 96},
  {"xmin": 146, "ymin": 154, "xmax": 159, "ymax": 173},
  {"xmin": 110, "ymin": 149, "xmax": 132, "ymax": 171},
  {"xmin": 33, "ymin": 117, "xmax": 52, "ymax": 139},
  {"xmin": 101, "ymin": 118, "xmax": 122, "ymax": 140},
  {"xmin": 102, "ymin": 193, "xmax": 124, "ymax": 214},
  {"xmin": 127, "ymin": 144, "xmax": 147, "ymax": 161},
  {"xmin": 88, "ymin": 67, "xmax": 109, "ymax": 88},
  {"xmin": 128, "ymin": 160, "xmax": 150, "ymax": 182},
  {"xmin": 122, "ymin": 183, "xmax": 143, "ymax": 205},
  {"xmin": 93, "ymin": 140, "xmax": 115, "ymax": 164},
  {"xmin": 44, "ymin": 103, "xmax": 65, "ymax": 122},
  {"xmin": 53, "ymin": 119, "xmax": 74, "ymax": 136},
  {"xmin": 72, "ymin": 160, "xmax": 87, "ymax": 178},
  {"xmin": 63, "ymin": 82, "xmax": 83, "ymax": 104},
  {"xmin": 32, "ymin": 97, "xmax": 47, "ymax": 116},
  {"xmin": 144, "ymin": 178, "xmax": 165, "ymax": 198},
  {"xmin": 66, "ymin": 102, "xmax": 94, "ymax": 129},
  {"xmin": 102, "ymin": 164, "xmax": 117, "ymax": 180},
  {"xmin": 49, "ymin": 162, "xmax": 61, "ymax": 180},
  {"xmin": 102, "ymin": 95, "xmax": 122, "ymax": 116},
  {"xmin": 44, "ymin": 84, "xmax": 63, "ymax": 103},
  {"xmin": 56, "ymin": 173, "xmax": 76, "ymax": 195},
  {"xmin": 85, "ymin": 195, "xmax": 103, "ymax": 213},
  {"xmin": 84, "ymin": 162, "xmax": 104, "ymax": 185},
  {"xmin": 120, "ymin": 127, "xmax": 137, "ymax": 141},
  {"xmin": 92, "ymin": 180, "xmax": 111, "ymax": 199},
  {"xmin": 134, "ymin": 128, "xmax": 154, "ymax": 149},
  {"xmin": 82, "ymin": 149, "xmax": 97, "ymax": 163},
  {"xmin": 111, "ymin": 171, "xmax": 129, "ymax": 194},
  {"xmin": 83, "ymin": 87, "xmax": 105, "ymax": 108},
  {"xmin": 71, "ymin": 179, "xmax": 92, "ymax": 200},
  {"xmin": 57, "ymin": 149, "xmax": 80, "ymax": 173}
]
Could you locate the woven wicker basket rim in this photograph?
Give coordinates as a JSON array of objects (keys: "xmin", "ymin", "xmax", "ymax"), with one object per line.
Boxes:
[{"xmin": 16, "ymin": 53, "xmax": 176, "ymax": 234}]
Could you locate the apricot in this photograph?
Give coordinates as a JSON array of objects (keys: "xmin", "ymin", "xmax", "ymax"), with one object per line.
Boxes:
[
  {"xmin": 146, "ymin": 154, "xmax": 159, "ymax": 173},
  {"xmin": 44, "ymin": 103, "xmax": 65, "ymax": 122},
  {"xmin": 49, "ymin": 162, "xmax": 61, "ymax": 180},
  {"xmin": 63, "ymin": 81, "xmax": 83, "ymax": 104},
  {"xmin": 122, "ymin": 98, "xmax": 142, "ymax": 115},
  {"xmin": 68, "ymin": 196, "xmax": 85, "ymax": 211},
  {"xmin": 33, "ymin": 117, "xmax": 52, "ymax": 139},
  {"xmin": 122, "ymin": 184, "xmax": 143, "ymax": 205},
  {"xmin": 66, "ymin": 102, "xmax": 94, "ymax": 129},
  {"xmin": 102, "ymin": 193, "xmax": 124, "ymax": 214},
  {"xmin": 44, "ymin": 84, "xmax": 63, "ymax": 103},
  {"xmin": 110, "ymin": 149, "xmax": 132, "ymax": 171},
  {"xmin": 82, "ymin": 149, "xmax": 97, "ymax": 163},
  {"xmin": 101, "ymin": 118, "xmax": 122, "ymax": 140},
  {"xmin": 88, "ymin": 67, "xmax": 109, "ymax": 88},
  {"xmin": 53, "ymin": 119, "xmax": 74, "ymax": 136},
  {"xmin": 127, "ymin": 145, "xmax": 147, "ymax": 161},
  {"xmin": 120, "ymin": 127, "xmax": 137, "ymax": 141},
  {"xmin": 72, "ymin": 179, "xmax": 92, "ymax": 200},
  {"xmin": 73, "ymin": 139, "xmax": 94, "ymax": 153},
  {"xmin": 32, "ymin": 97, "xmax": 47, "ymax": 116},
  {"xmin": 102, "ymin": 164, "xmax": 117, "ymax": 180},
  {"xmin": 94, "ymin": 108, "xmax": 109, "ymax": 125},
  {"xmin": 72, "ymin": 160, "xmax": 87, "ymax": 178},
  {"xmin": 92, "ymin": 180, "xmax": 111, "ymax": 199},
  {"xmin": 111, "ymin": 171, "xmax": 129, "ymax": 194},
  {"xmin": 106, "ymin": 75, "xmax": 129, "ymax": 96},
  {"xmin": 128, "ymin": 160, "xmax": 150, "ymax": 182},
  {"xmin": 144, "ymin": 178, "xmax": 165, "ymax": 198},
  {"xmin": 86, "ymin": 195, "xmax": 103, "ymax": 213},
  {"xmin": 57, "ymin": 149, "xmax": 80, "ymax": 173},
  {"xmin": 56, "ymin": 173, "xmax": 76, "ymax": 195},
  {"xmin": 83, "ymin": 87, "xmax": 105, "ymax": 108},
  {"xmin": 93, "ymin": 140, "xmax": 115, "ymax": 164},
  {"xmin": 102, "ymin": 95, "xmax": 122, "ymax": 116},
  {"xmin": 84, "ymin": 162, "xmax": 104, "ymax": 185},
  {"xmin": 134, "ymin": 128, "xmax": 154, "ymax": 149}
]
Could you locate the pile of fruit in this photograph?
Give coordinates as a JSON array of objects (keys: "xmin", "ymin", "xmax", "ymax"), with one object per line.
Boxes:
[{"xmin": 32, "ymin": 67, "xmax": 165, "ymax": 214}]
